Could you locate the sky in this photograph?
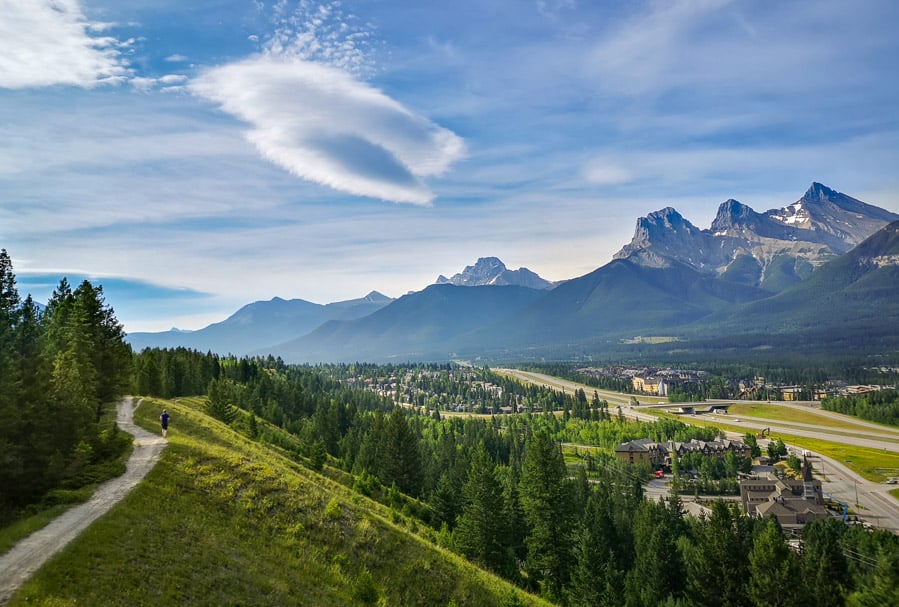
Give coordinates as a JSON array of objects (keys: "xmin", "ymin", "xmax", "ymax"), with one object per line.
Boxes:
[{"xmin": 2, "ymin": 0, "xmax": 898, "ymax": 333}]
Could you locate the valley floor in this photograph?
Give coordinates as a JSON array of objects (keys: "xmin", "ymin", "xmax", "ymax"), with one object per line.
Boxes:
[{"xmin": 500, "ymin": 369, "xmax": 899, "ymax": 533}]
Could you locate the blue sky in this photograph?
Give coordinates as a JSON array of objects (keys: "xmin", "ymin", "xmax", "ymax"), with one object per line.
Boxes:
[{"xmin": 2, "ymin": 0, "xmax": 898, "ymax": 332}]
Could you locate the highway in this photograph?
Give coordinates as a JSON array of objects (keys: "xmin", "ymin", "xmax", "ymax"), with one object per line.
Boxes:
[{"xmin": 500, "ymin": 368, "xmax": 899, "ymax": 531}]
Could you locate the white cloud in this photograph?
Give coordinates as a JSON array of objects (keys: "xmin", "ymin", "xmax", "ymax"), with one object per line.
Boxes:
[
  {"xmin": 130, "ymin": 77, "xmax": 156, "ymax": 92},
  {"xmin": 264, "ymin": 0, "xmax": 377, "ymax": 78},
  {"xmin": 164, "ymin": 54, "xmax": 188, "ymax": 62},
  {"xmin": 190, "ymin": 56, "xmax": 465, "ymax": 204},
  {"xmin": 159, "ymin": 74, "xmax": 187, "ymax": 85},
  {"xmin": 0, "ymin": 0, "xmax": 130, "ymax": 89},
  {"xmin": 582, "ymin": 159, "xmax": 634, "ymax": 186}
]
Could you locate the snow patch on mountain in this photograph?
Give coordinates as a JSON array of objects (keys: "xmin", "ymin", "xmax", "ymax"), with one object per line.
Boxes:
[{"xmin": 436, "ymin": 257, "xmax": 555, "ymax": 289}]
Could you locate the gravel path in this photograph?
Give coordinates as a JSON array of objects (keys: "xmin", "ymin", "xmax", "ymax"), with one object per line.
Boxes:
[{"xmin": 0, "ymin": 397, "xmax": 165, "ymax": 605}]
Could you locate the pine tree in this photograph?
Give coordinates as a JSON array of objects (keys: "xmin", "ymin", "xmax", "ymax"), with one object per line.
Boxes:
[
  {"xmin": 431, "ymin": 472, "xmax": 461, "ymax": 529},
  {"xmin": 381, "ymin": 406, "xmax": 422, "ymax": 496},
  {"xmin": 747, "ymin": 517, "xmax": 802, "ymax": 607},
  {"xmin": 0, "ymin": 249, "xmax": 20, "ymax": 399},
  {"xmin": 625, "ymin": 499, "xmax": 686, "ymax": 607},
  {"xmin": 685, "ymin": 500, "xmax": 752, "ymax": 607},
  {"xmin": 571, "ymin": 491, "xmax": 624, "ymax": 607},
  {"xmin": 0, "ymin": 250, "xmax": 23, "ymax": 512},
  {"xmin": 206, "ymin": 377, "xmax": 239, "ymax": 424},
  {"xmin": 519, "ymin": 431, "xmax": 573, "ymax": 600},
  {"xmin": 847, "ymin": 548, "xmax": 899, "ymax": 607},
  {"xmin": 801, "ymin": 518, "xmax": 850, "ymax": 607},
  {"xmin": 454, "ymin": 445, "xmax": 513, "ymax": 576}
]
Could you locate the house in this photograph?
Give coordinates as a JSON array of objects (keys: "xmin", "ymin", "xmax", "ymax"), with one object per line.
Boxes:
[{"xmin": 739, "ymin": 459, "xmax": 828, "ymax": 531}]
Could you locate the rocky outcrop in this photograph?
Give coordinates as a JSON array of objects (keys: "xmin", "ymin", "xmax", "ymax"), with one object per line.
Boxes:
[{"xmin": 613, "ymin": 183, "xmax": 899, "ymax": 291}]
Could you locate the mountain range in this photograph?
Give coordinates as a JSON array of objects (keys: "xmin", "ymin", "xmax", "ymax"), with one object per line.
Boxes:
[
  {"xmin": 127, "ymin": 291, "xmax": 393, "ymax": 355},
  {"xmin": 128, "ymin": 183, "xmax": 899, "ymax": 364},
  {"xmin": 613, "ymin": 182, "xmax": 897, "ymax": 292}
]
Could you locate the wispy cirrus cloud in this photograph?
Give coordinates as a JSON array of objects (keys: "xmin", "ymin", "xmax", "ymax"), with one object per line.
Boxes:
[
  {"xmin": 191, "ymin": 1, "xmax": 465, "ymax": 204},
  {"xmin": 0, "ymin": 0, "xmax": 130, "ymax": 89}
]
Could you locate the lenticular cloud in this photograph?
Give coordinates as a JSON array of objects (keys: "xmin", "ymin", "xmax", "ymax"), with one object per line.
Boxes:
[{"xmin": 190, "ymin": 57, "xmax": 465, "ymax": 204}]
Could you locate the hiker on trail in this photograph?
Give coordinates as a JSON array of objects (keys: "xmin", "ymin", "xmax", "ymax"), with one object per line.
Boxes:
[{"xmin": 160, "ymin": 409, "xmax": 170, "ymax": 438}]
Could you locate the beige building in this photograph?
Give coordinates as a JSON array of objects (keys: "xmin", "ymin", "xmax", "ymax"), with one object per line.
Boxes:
[
  {"xmin": 615, "ymin": 438, "xmax": 749, "ymax": 467},
  {"xmin": 739, "ymin": 461, "xmax": 829, "ymax": 531}
]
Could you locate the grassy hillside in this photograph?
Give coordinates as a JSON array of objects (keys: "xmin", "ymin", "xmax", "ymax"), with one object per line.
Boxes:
[{"xmin": 9, "ymin": 397, "xmax": 550, "ymax": 607}]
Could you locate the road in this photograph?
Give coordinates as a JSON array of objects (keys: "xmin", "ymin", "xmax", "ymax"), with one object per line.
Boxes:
[
  {"xmin": 501, "ymin": 369, "xmax": 899, "ymax": 531},
  {"xmin": 497, "ymin": 369, "xmax": 661, "ymax": 422},
  {"xmin": 692, "ymin": 411, "xmax": 899, "ymax": 453},
  {"xmin": 0, "ymin": 398, "xmax": 166, "ymax": 605}
]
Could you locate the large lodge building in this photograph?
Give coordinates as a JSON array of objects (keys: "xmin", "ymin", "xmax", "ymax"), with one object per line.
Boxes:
[{"xmin": 614, "ymin": 437, "xmax": 750, "ymax": 468}]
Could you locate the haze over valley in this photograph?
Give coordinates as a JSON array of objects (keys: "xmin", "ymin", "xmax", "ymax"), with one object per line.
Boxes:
[{"xmin": 127, "ymin": 183, "xmax": 899, "ymax": 364}]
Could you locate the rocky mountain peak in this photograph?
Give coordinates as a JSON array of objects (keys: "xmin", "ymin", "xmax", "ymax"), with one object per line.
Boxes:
[
  {"xmin": 614, "ymin": 207, "xmax": 710, "ymax": 268},
  {"xmin": 710, "ymin": 199, "xmax": 757, "ymax": 232},
  {"xmin": 362, "ymin": 291, "xmax": 392, "ymax": 302},
  {"xmin": 765, "ymin": 182, "xmax": 899, "ymax": 249},
  {"xmin": 436, "ymin": 257, "xmax": 554, "ymax": 289},
  {"xmin": 801, "ymin": 182, "xmax": 838, "ymax": 204},
  {"xmin": 643, "ymin": 207, "xmax": 690, "ymax": 229}
]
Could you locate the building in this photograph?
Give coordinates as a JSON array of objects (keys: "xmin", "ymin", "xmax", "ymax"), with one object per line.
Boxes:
[
  {"xmin": 780, "ymin": 386, "xmax": 804, "ymax": 401},
  {"xmin": 614, "ymin": 438, "xmax": 660, "ymax": 465},
  {"xmin": 615, "ymin": 438, "xmax": 749, "ymax": 468},
  {"xmin": 739, "ymin": 460, "xmax": 829, "ymax": 531},
  {"xmin": 632, "ymin": 376, "xmax": 667, "ymax": 396}
]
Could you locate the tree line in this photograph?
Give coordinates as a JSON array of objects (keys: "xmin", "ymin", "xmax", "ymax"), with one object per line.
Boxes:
[
  {"xmin": 0, "ymin": 250, "xmax": 132, "ymax": 520},
  {"xmin": 822, "ymin": 389, "xmax": 899, "ymax": 427}
]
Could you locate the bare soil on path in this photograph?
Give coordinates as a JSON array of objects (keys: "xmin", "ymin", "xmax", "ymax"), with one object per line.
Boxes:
[{"xmin": 0, "ymin": 397, "xmax": 165, "ymax": 605}]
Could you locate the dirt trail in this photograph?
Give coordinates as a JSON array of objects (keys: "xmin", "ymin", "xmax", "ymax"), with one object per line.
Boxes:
[{"xmin": 0, "ymin": 397, "xmax": 166, "ymax": 605}]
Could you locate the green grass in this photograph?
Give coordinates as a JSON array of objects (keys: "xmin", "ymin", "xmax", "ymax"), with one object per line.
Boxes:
[
  {"xmin": 727, "ymin": 403, "xmax": 899, "ymax": 434},
  {"xmin": 0, "ymin": 505, "xmax": 74, "ymax": 556},
  {"xmin": 8, "ymin": 397, "xmax": 551, "ymax": 607},
  {"xmin": 766, "ymin": 435, "xmax": 899, "ymax": 484}
]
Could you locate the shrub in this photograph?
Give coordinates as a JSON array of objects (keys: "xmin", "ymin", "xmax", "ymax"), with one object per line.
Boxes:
[
  {"xmin": 324, "ymin": 498, "xmax": 342, "ymax": 521},
  {"xmin": 352, "ymin": 567, "xmax": 379, "ymax": 605}
]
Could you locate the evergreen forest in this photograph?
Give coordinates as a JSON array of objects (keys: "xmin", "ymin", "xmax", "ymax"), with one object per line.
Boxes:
[
  {"xmin": 0, "ymin": 250, "xmax": 132, "ymax": 521},
  {"xmin": 823, "ymin": 389, "xmax": 899, "ymax": 427},
  {"xmin": 131, "ymin": 350, "xmax": 899, "ymax": 606}
]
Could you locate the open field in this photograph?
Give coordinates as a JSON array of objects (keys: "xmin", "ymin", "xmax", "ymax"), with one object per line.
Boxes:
[
  {"xmin": 727, "ymin": 403, "xmax": 868, "ymax": 430},
  {"xmin": 726, "ymin": 403, "xmax": 899, "ymax": 436}
]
